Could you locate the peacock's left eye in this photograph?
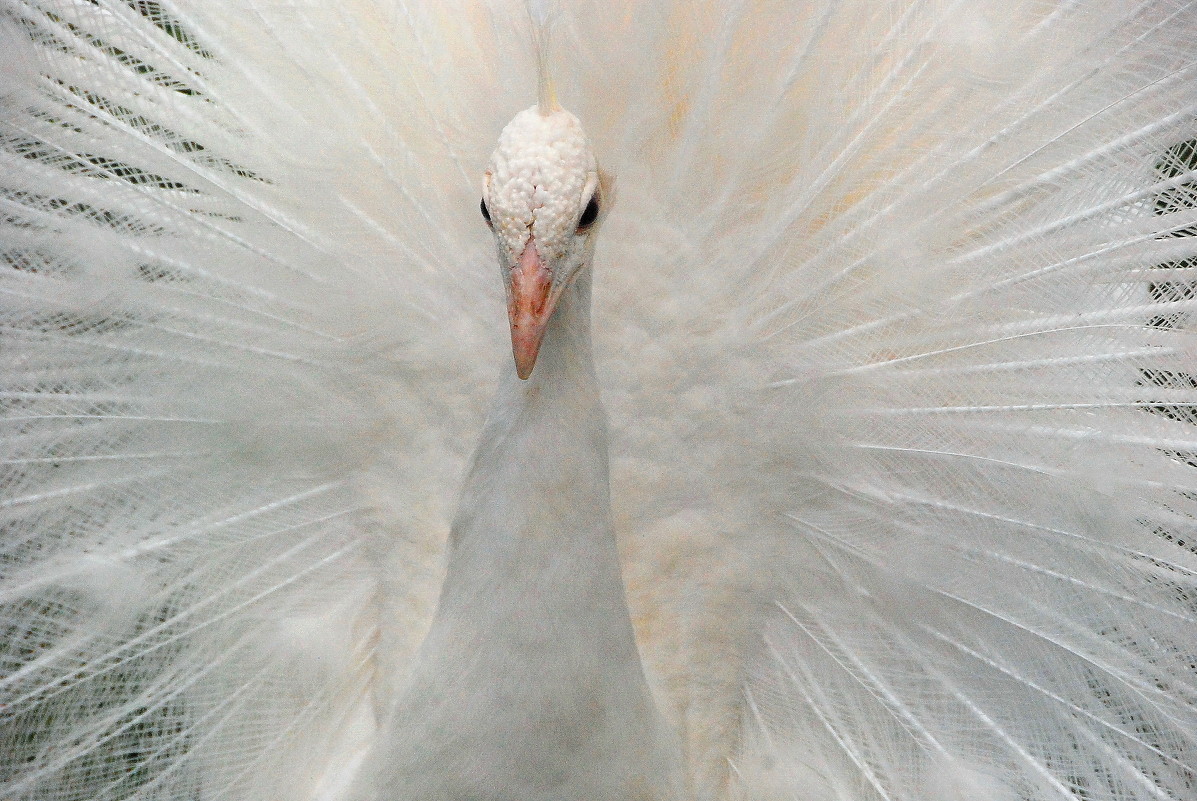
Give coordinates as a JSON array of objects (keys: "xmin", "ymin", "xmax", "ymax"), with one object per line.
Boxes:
[
  {"xmin": 480, "ymin": 198, "xmax": 492, "ymax": 227},
  {"xmin": 577, "ymin": 195, "xmax": 599, "ymax": 230}
]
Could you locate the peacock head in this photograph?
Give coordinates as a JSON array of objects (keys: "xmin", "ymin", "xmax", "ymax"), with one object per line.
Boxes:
[{"xmin": 482, "ymin": 105, "xmax": 606, "ymax": 379}]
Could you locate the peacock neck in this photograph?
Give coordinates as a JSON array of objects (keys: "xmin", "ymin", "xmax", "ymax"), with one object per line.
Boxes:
[
  {"xmin": 445, "ymin": 270, "xmax": 618, "ymax": 628},
  {"xmin": 366, "ymin": 270, "xmax": 682, "ymax": 801}
]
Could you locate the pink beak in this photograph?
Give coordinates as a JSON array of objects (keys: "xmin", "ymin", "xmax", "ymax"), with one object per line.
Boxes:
[{"xmin": 508, "ymin": 238, "xmax": 557, "ymax": 380}]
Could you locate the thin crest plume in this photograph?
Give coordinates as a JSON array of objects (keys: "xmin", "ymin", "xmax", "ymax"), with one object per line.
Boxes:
[{"xmin": 528, "ymin": 0, "xmax": 560, "ymax": 113}]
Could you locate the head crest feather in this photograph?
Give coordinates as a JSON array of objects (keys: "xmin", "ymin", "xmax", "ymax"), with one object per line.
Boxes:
[{"xmin": 528, "ymin": 0, "xmax": 560, "ymax": 114}]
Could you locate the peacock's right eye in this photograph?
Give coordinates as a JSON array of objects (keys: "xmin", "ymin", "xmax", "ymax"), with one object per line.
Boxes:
[
  {"xmin": 577, "ymin": 194, "xmax": 599, "ymax": 230},
  {"xmin": 480, "ymin": 198, "xmax": 492, "ymax": 227}
]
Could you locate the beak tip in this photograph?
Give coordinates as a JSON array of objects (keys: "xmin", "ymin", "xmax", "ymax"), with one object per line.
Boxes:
[{"xmin": 513, "ymin": 344, "xmax": 538, "ymax": 379}]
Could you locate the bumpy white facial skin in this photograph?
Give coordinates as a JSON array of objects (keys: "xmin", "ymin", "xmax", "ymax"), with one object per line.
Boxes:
[{"xmin": 484, "ymin": 106, "xmax": 599, "ymax": 273}]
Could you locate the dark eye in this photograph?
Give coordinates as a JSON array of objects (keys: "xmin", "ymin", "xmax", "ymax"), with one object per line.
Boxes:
[
  {"xmin": 480, "ymin": 198, "xmax": 492, "ymax": 227},
  {"xmin": 577, "ymin": 195, "xmax": 599, "ymax": 230}
]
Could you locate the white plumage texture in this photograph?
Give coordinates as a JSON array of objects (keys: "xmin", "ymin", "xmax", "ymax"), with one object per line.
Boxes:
[
  {"xmin": 1, "ymin": 1, "xmax": 1196, "ymax": 800},
  {"xmin": 486, "ymin": 106, "xmax": 596, "ymax": 258}
]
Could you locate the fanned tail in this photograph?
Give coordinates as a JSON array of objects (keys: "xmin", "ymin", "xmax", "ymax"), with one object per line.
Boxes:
[
  {"xmin": 0, "ymin": 2, "xmax": 509, "ymax": 798},
  {"xmin": 599, "ymin": 4, "xmax": 1197, "ymax": 799}
]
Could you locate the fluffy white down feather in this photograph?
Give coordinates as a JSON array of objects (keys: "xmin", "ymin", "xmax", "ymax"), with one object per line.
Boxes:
[{"xmin": 1, "ymin": 2, "xmax": 1196, "ymax": 801}]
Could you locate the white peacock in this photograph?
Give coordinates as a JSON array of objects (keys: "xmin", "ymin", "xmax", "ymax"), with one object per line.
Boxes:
[{"xmin": 0, "ymin": 2, "xmax": 1195, "ymax": 801}]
